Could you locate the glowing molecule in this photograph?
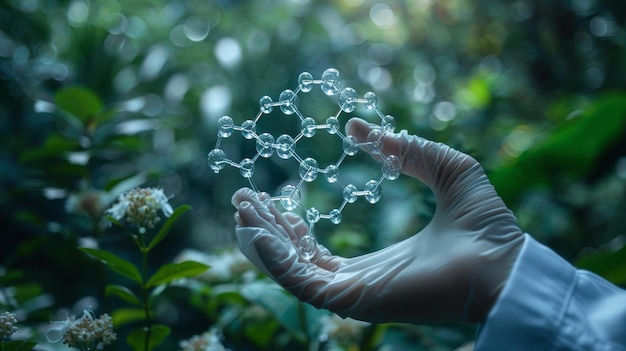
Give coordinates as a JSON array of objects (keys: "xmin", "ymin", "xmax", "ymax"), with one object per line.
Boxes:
[{"xmin": 208, "ymin": 68, "xmax": 401, "ymax": 260}]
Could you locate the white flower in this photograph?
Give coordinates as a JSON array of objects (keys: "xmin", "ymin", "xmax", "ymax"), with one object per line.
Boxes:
[
  {"xmin": 105, "ymin": 187, "xmax": 173, "ymax": 232},
  {"xmin": 318, "ymin": 314, "xmax": 369, "ymax": 347},
  {"xmin": 0, "ymin": 311, "xmax": 18, "ymax": 338},
  {"xmin": 46, "ymin": 309, "xmax": 116, "ymax": 350},
  {"xmin": 179, "ymin": 328, "xmax": 228, "ymax": 351},
  {"xmin": 151, "ymin": 188, "xmax": 174, "ymax": 217},
  {"xmin": 106, "ymin": 199, "xmax": 129, "ymax": 221}
]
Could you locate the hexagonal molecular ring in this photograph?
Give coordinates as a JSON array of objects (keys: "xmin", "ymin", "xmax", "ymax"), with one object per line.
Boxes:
[{"xmin": 208, "ymin": 68, "xmax": 400, "ymax": 259}]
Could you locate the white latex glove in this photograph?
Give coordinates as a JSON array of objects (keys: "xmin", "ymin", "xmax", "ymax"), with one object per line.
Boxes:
[{"xmin": 232, "ymin": 117, "xmax": 525, "ymax": 324}]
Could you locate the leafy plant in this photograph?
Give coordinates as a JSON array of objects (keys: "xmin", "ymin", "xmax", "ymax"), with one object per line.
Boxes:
[{"xmin": 82, "ymin": 202, "xmax": 207, "ymax": 351}]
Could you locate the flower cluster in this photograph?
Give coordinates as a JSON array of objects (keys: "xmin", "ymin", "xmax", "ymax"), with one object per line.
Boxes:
[
  {"xmin": 66, "ymin": 188, "xmax": 109, "ymax": 219},
  {"xmin": 0, "ymin": 311, "xmax": 18, "ymax": 338},
  {"xmin": 106, "ymin": 187, "xmax": 173, "ymax": 233},
  {"xmin": 179, "ymin": 328, "xmax": 228, "ymax": 351},
  {"xmin": 47, "ymin": 310, "xmax": 116, "ymax": 350},
  {"xmin": 319, "ymin": 314, "xmax": 370, "ymax": 348}
]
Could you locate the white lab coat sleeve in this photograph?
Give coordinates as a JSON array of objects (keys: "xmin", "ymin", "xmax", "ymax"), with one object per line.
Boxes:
[{"xmin": 475, "ymin": 234, "xmax": 626, "ymax": 351}]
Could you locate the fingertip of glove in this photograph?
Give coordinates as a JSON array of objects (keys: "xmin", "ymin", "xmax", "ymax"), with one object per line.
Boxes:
[
  {"xmin": 232, "ymin": 187, "xmax": 253, "ymax": 207},
  {"xmin": 345, "ymin": 117, "xmax": 376, "ymax": 138}
]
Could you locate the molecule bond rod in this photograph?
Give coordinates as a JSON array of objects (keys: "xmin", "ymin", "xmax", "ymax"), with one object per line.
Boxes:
[
  {"xmin": 334, "ymin": 153, "xmax": 347, "ymax": 168},
  {"xmin": 293, "ymin": 132, "xmax": 305, "ymax": 144},
  {"xmin": 353, "ymin": 190, "xmax": 373, "ymax": 197},
  {"xmin": 374, "ymin": 176, "xmax": 385, "ymax": 189},
  {"xmin": 338, "ymin": 199, "xmax": 348, "ymax": 212},
  {"xmin": 375, "ymin": 109, "xmax": 385, "ymax": 120},
  {"xmin": 294, "ymin": 178, "xmax": 305, "ymax": 191},
  {"xmin": 335, "ymin": 129, "xmax": 347, "ymax": 140},
  {"xmin": 253, "ymin": 111, "xmax": 263, "ymax": 123},
  {"xmin": 293, "ymin": 107, "xmax": 305, "ymax": 121},
  {"xmin": 247, "ymin": 177, "xmax": 259, "ymax": 193},
  {"xmin": 290, "ymin": 150, "xmax": 303, "ymax": 163},
  {"xmin": 223, "ymin": 159, "xmax": 239, "ymax": 168}
]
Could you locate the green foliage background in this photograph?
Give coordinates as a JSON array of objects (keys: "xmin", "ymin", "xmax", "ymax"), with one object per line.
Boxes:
[{"xmin": 1, "ymin": 0, "xmax": 625, "ymax": 350}]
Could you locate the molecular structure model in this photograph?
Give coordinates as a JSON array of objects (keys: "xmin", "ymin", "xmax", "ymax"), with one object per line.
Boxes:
[{"xmin": 207, "ymin": 68, "xmax": 401, "ymax": 259}]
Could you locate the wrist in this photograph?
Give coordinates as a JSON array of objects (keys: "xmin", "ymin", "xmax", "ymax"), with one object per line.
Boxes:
[{"xmin": 465, "ymin": 235, "xmax": 526, "ymax": 323}]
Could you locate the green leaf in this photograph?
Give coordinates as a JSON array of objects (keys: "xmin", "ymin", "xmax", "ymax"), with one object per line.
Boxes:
[
  {"xmin": 98, "ymin": 134, "xmax": 145, "ymax": 151},
  {"xmin": 146, "ymin": 261, "xmax": 209, "ymax": 288},
  {"xmin": 244, "ymin": 319, "xmax": 280, "ymax": 348},
  {"xmin": 79, "ymin": 247, "xmax": 142, "ymax": 284},
  {"xmin": 94, "ymin": 108, "xmax": 117, "ymax": 126},
  {"xmin": 127, "ymin": 324, "xmax": 171, "ymax": 351},
  {"xmin": 187, "ymin": 284, "xmax": 250, "ymax": 319},
  {"xmin": 146, "ymin": 205, "xmax": 192, "ymax": 251},
  {"xmin": 106, "ymin": 284, "xmax": 140, "ymax": 305},
  {"xmin": 489, "ymin": 93, "xmax": 626, "ymax": 205},
  {"xmin": 576, "ymin": 244, "xmax": 626, "ymax": 285},
  {"xmin": 8, "ymin": 283, "xmax": 43, "ymax": 304},
  {"xmin": 111, "ymin": 307, "xmax": 146, "ymax": 327},
  {"xmin": 19, "ymin": 135, "xmax": 80, "ymax": 163},
  {"xmin": 55, "ymin": 86, "xmax": 103, "ymax": 121},
  {"xmin": 241, "ymin": 281, "xmax": 328, "ymax": 343},
  {"xmin": 0, "ymin": 340, "xmax": 38, "ymax": 351},
  {"xmin": 457, "ymin": 75, "xmax": 491, "ymax": 109},
  {"xmin": 0, "ymin": 269, "xmax": 23, "ymax": 284},
  {"xmin": 104, "ymin": 215, "xmax": 125, "ymax": 229},
  {"xmin": 362, "ymin": 324, "xmax": 388, "ymax": 351},
  {"xmin": 148, "ymin": 284, "xmax": 167, "ymax": 304}
]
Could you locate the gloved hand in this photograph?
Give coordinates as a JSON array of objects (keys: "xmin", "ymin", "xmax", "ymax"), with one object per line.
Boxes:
[{"xmin": 231, "ymin": 117, "xmax": 525, "ymax": 324}]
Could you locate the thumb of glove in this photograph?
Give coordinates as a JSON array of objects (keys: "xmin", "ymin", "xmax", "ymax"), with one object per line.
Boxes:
[
  {"xmin": 346, "ymin": 118, "xmax": 512, "ymax": 227},
  {"xmin": 345, "ymin": 117, "xmax": 480, "ymax": 201}
]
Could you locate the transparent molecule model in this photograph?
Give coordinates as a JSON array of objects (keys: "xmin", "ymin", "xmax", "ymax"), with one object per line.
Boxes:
[{"xmin": 208, "ymin": 68, "xmax": 401, "ymax": 260}]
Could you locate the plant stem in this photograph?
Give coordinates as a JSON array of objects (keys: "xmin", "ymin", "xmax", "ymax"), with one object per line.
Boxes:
[
  {"xmin": 297, "ymin": 302, "xmax": 311, "ymax": 350},
  {"xmin": 140, "ymin": 236, "xmax": 152, "ymax": 351},
  {"xmin": 91, "ymin": 217, "xmax": 101, "ymax": 238}
]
